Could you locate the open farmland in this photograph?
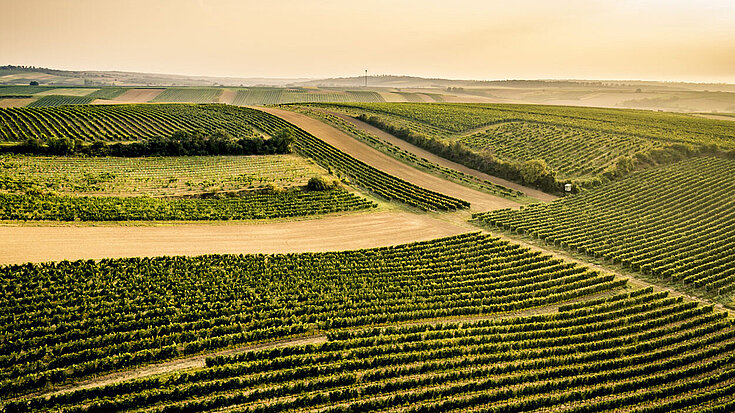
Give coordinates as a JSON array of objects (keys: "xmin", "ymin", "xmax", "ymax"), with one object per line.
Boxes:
[
  {"xmin": 475, "ymin": 157, "xmax": 735, "ymax": 299},
  {"xmin": 319, "ymin": 103, "xmax": 735, "ymax": 190},
  {"xmin": 0, "ymin": 233, "xmax": 626, "ymax": 397},
  {"xmin": 0, "ymin": 104, "xmax": 471, "ymax": 210},
  {"xmin": 0, "ymin": 154, "xmax": 327, "ymax": 196},
  {"xmin": 8, "ymin": 288, "xmax": 735, "ymax": 412},
  {"xmin": 26, "ymin": 95, "xmax": 95, "ymax": 107},
  {"xmin": 151, "ymin": 88, "xmax": 223, "ymax": 103}
]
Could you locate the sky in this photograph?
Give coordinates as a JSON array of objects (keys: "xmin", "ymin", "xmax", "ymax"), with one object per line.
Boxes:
[{"xmin": 1, "ymin": 0, "xmax": 735, "ymax": 83}]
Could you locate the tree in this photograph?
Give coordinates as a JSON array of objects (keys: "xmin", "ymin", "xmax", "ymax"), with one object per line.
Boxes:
[
  {"xmin": 29, "ymin": 81, "xmax": 39, "ymax": 86},
  {"xmin": 307, "ymin": 176, "xmax": 332, "ymax": 191},
  {"xmin": 520, "ymin": 159, "xmax": 548, "ymax": 185},
  {"xmin": 270, "ymin": 128, "xmax": 295, "ymax": 153}
]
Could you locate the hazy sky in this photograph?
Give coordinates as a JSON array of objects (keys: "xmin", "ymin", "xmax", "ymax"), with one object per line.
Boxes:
[{"xmin": 2, "ymin": 0, "xmax": 734, "ymax": 82}]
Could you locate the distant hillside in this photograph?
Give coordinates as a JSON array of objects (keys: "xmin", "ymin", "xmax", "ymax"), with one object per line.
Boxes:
[
  {"xmin": 0, "ymin": 65, "xmax": 309, "ymax": 87},
  {"xmin": 2, "ymin": 66, "xmax": 735, "ymax": 113}
]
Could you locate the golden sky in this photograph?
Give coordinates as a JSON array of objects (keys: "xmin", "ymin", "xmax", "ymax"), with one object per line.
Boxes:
[{"xmin": 1, "ymin": 0, "xmax": 734, "ymax": 82}]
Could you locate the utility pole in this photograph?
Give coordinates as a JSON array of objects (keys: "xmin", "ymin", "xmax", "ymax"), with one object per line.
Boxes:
[{"xmin": 365, "ymin": 69, "xmax": 368, "ymax": 87}]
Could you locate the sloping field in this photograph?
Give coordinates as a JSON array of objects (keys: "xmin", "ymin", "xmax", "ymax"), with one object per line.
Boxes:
[
  {"xmin": 258, "ymin": 106, "xmax": 520, "ymax": 211},
  {"xmin": 323, "ymin": 109, "xmax": 557, "ymax": 201},
  {"xmin": 0, "ymin": 232, "xmax": 624, "ymax": 397},
  {"xmin": 476, "ymin": 157, "xmax": 735, "ymax": 298},
  {"xmin": 34, "ymin": 88, "xmax": 96, "ymax": 96},
  {"xmin": 0, "ymin": 211, "xmax": 467, "ymax": 265},
  {"xmin": 109, "ymin": 88, "xmax": 164, "ymax": 102},
  {"xmin": 0, "ymin": 98, "xmax": 34, "ymax": 108},
  {"xmin": 26, "ymin": 95, "xmax": 95, "ymax": 107},
  {"xmin": 151, "ymin": 88, "xmax": 223, "ymax": 103},
  {"xmin": 12, "ymin": 288, "xmax": 735, "ymax": 412},
  {"xmin": 323, "ymin": 103, "xmax": 735, "ymax": 186}
]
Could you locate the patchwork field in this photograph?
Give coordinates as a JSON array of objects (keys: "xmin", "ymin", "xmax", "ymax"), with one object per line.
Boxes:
[
  {"xmin": 317, "ymin": 103, "xmax": 735, "ymax": 191},
  {"xmin": 1, "ymin": 99, "xmax": 734, "ymax": 412}
]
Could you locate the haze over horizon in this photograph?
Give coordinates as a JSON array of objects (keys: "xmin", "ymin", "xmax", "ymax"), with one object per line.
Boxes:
[{"xmin": 2, "ymin": 0, "xmax": 734, "ymax": 84}]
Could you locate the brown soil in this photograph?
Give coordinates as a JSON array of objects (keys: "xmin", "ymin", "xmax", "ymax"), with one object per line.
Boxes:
[
  {"xmin": 0, "ymin": 211, "xmax": 468, "ymax": 265},
  {"xmin": 255, "ymin": 106, "xmax": 522, "ymax": 211},
  {"xmin": 0, "ymin": 98, "xmax": 34, "ymax": 108},
  {"xmin": 110, "ymin": 88, "xmax": 165, "ymax": 103},
  {"xmin": 218, "ymin": 88, "xmax": 237, "ymax": 104},
  {"xmin": 321, "ymin": 110, "xmax": 558, "ymax": 202}
]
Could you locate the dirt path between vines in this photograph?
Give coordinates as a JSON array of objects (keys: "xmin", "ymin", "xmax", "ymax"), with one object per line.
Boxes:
[
  {"xmin": 219, "ymin": 88, "xmax": 237, "ymax": 104},
  {"xmin": 0, "ymin": 211, "xmax": 469, "ymax": 265},
  {"xmin": 319, "ymin": 110, "xmax": 557, "ymax": 202},
  {"xmin": 37, "ymin": 286, "xmax": 618, "ymax": 398},
  {"xmin": 254, "ymin": 106, "xmax": 521, "ymax": 211}
]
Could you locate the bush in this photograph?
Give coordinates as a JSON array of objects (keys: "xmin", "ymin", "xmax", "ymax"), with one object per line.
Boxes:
[{"xmin": 307, "ymin": 176, "xmax": 334, "ymax": 191}]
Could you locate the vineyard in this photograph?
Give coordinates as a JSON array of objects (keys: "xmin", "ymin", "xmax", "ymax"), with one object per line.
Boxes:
[
  {"xmin": 150, "ymin": 88, "xmax": 223, "ymax": 103},
  {"xmin": 238, "ymin": 107, "xmax": 470, "ymax": 210},
  {"xmin": 457, "ymin": 121, "xmax": 661, "ymax": 178},
  {"xmin": 0, "ymin": 104, "xmax": 263, "ymax": 142},
  {"xmin": 0, "ymin": 233, "xmax": 624, "ymax": 397},
  {"xmin": 0, "ymin": 188, "xmax": 374, "ymax": 221},
  {"xmin": 7, "ymin": 288, "xmax": 735, "ymax": 412},
  {"xmin": 320, "ymin": 103, "xmax": 735, "ymax": 185},
  {"xmin": 231, "ymin": 89, "xmax": 385, "ymax": 106},
  {"xmin": 27, "ymin": 95, "xmax": 95, "ymax": 107},
  {"xmin": 475, "ymin": 157, "xmax": 735, "ymax": 297},
  {"xmin": 0, "ymin": 104, "xmax": 469, "ymax": 210},
  {"xmin": 0, "ymin": 154, "xmax": 327, "ymax": 196},
  {"xmin": 290, "ymin": 106, "xmax": 525, "ymax": 200}
]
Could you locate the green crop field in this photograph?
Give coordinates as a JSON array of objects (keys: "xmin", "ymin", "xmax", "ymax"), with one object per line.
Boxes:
[
  {"xmin": 9, "ymin": 288, "xmax": 735, "ymax": 412},
  {"xmin": 319, "ymin": 103, "xmax": 735, "ymax": 189},
  {"xmin": 0, "ymin": 103, "xmax": 469, "ymax": 210},
  {"xmin": 0, "ymin": 189, "xmax": 374, "ymax": 221},
  {"xmin": 230, "ymin": 88, "xmax": 385, "ymax": 105},
  {"xmin": 0, "ymin": 104, "xmax": 263, "ymax": 142},
  {"xmin": 0, "ymin": 233, "xmax": 625, "ymax": 397},
  {"xmin": 151, "ymin": 88, "xmax": 223, "ymax": 103},
  {"xmin": 475, "ymin": 157, "xmax": 735, "ymax": 298},
  {"xmin": 0, "ymin": 85, "xmax": 53, "ymax": 96},
  {"xmin": 85, "ymin": 87, "xmax": 127, "ymax": 100},
  {"xmin": 26, "ymin": 95, "xmax": 96, "ymax": 107},
  {"xmin": 0, "ymin": 154, "xmax": 327, "ymax": 196}
]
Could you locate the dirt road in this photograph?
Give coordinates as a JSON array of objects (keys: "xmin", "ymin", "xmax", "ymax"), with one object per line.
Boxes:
[
  {"xmin": 321, "ymin": 110, "xmax": 557, "ymax": 202},
  {"xmin": 0, "ymin": 211, "xmax": 469, "ymax": 265},
  {"xmin": 256, "ymin": 106, "xmax": 522, "ymax": 211}
]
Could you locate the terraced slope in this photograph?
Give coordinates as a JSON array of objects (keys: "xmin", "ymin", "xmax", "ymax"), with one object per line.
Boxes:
[
  {"xmin": 8, "ymin": 288, "xmax": 735, "ymax": 412},
  {"xmin": 0, "ymin": 233, "xmax": 623, "ymax": 397},
  {"xmin": 475, "ymin": 157, "xmax": 735, "ymax": 297}
]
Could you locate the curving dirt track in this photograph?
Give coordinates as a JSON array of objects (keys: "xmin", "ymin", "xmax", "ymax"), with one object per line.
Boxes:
[
  {"xmin": 321, "ymin": 110, "xmax": 557, "ymax": 202},
  {"xmin": 255, "ymin": 106, "xmax": 522, "ymax": 211},
  {"xmin": 0, "ymin": 212, "xmax": 469, "ymax": 265}
]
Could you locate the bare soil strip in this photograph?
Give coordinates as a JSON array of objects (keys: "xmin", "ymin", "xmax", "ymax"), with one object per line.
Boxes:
[
  {"xmin": 321, "ymin": 110, "xmax": 558, "ymax": 202},
  {"xmin": 0, "ymin": 98, "xmax": 35, "ymax": 108},
  {"xmin": 43, "ymin": 335, "xmax": 327, "ymax": 397},
  {"xmin": 0, "ymin": 211, "xmax": 468, "ymax": 265},
  {"xmin": 38, "ymin": 286, "xmax": 620, "ymax": 398},
  {"xmin": 219, "ymin": 88, "xmax": 237, "ymax": 104},
  {"xmin": 110, "ymin": 88, "xmax": 165, "ymax": 103},
  {"xmin": 255, "ymin": 106, "xmax": 522, "ymax": 211}
]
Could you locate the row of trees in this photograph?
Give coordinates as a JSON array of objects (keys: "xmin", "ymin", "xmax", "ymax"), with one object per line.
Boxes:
[{"xmin": 1, "ymin": 128, "xmax": 295, "ymax": 157}]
